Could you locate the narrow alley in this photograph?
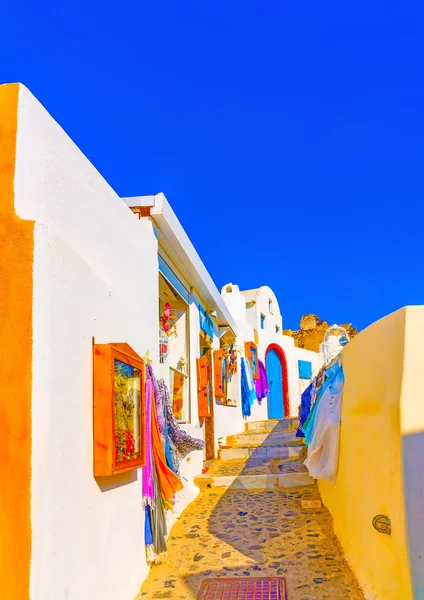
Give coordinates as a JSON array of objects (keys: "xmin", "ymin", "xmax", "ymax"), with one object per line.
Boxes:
[{"xmin": 137, "ymin": 419, "xmax": 366, "ymax": 600}]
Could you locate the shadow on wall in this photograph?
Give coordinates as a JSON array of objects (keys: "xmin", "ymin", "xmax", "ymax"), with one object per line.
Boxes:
[
  {"xmin": 96, "ymin": 470, "xmax": 139, "ymax": 492},
  {"xmin": 403, "ymin": 431, "xmax": 424, "ymax": 599}
]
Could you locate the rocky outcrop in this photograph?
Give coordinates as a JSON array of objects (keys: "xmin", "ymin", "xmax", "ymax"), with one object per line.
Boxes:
[{"xmin": 284, "ymin": 314, "xmax": 357, "ymax": 352}]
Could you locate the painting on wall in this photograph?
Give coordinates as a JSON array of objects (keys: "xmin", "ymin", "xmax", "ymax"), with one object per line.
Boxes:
[
  {"xmin": 93, "ymin": 343, "xmax": 145, "ymax": 477},
  {"xmin": 245, "ymin": 341, "xmax": 259, "ymax": 380},
  {"xmin": 114, "ymin": 359, "xmax": 142, "ymax": 463},
  {"xmin": 170, "ymin": 367, "xmax": 188, "ymax": 422}
]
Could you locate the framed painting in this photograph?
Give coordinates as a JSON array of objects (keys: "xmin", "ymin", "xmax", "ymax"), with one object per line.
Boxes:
[
  {"xmin": 93, "ymin": 343, "xmax": 146, "ymax": 476},
  {"xmin": 170, "ymin": 366, "xmax": 189, "ymax": 422},
  {"xmin": 245, "ymin": 341, "xmax": 259, "ymax": 380}
]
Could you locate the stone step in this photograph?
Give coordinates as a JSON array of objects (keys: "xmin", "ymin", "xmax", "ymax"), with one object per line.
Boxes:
[
  {"xmin": 194, "ymin": 471, "xmax": 315, "ymax": 490},
  {"xmin": 218, "ymin": 444, "xmax": 303, "ymax": 461},
  {"xmin": 203, "ymin": 455, "xmax": 308, "ymax": 477},
  {"xmin": 244, "ymin": 418, "xmax": 299, "ymax": 433},
  {"xmin": 226, "ymin": 430, "xmax": 299, "ymax": 447}
]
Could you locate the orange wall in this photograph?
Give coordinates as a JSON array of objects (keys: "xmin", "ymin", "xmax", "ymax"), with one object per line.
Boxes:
[{"xmin": 0, "ymin": 83, "xmax": 34, "ymax": 599}]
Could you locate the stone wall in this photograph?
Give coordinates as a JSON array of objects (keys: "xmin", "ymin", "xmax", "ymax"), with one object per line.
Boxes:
[{"xmin": 284, "ymin": 314, "xmax": 357, "ymax": 352}]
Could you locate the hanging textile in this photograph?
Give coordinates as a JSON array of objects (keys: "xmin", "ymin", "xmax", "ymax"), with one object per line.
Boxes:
[
  {"xmin": 151, "ymin": 386, "xmax": 183, "ymax": 510},
  {"xmin": 241, "ymin": 357, "xmax": 256, "ymax": 418},
  {"xmin": 296, "ymin": 383, "xmax": 313, "ymax": 438},
  {"xmin": 144, "ymin": 364, "xmax": 184, "ymax": 564},
  {"xmin": 157, "ymin": 378, "xmax": 205, "ymax": 477},
  {"xmin": 142, "ymin": 374, "xmax": 154, "ymax": 505},
  {"xmin": 303, "ymin": 360, "xmax": 344, "ymax": 483},
  {"xmin": 255, "ymin": 359, "xmax": 270, "ymax": 402},
  {"xmin": 304, "ymin": 360, "xmax": 340, "ymax": 445}
]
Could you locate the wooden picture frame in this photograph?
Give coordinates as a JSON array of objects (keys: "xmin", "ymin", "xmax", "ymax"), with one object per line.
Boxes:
[
  {"xmin": 245, "ymin": 341, "xmax": 259, "ymax": 380},
  {"xmin": 93, "ymin": 342, "xmax": 146, "ymax": 476}
]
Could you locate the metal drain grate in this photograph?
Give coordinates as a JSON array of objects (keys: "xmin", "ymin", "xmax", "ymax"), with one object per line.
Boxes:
[{"xmin": 197, "ymin": 577, "xmax": 287, "ymax": 600}]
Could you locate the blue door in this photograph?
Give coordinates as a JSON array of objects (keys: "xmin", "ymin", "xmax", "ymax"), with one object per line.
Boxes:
[{"xmin": 266, "ymin": 349, "xmax": 285, "ymax": 418}]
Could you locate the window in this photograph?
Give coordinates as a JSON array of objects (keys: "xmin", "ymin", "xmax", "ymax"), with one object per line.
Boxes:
[
  {"xmin": 298, "ymin": 360, "xmax": 313, "ymax": 380},
  {"xmin": 275, "ymin": 325, "xmax": 280, "ymax": 334},
  {"xmin": 260, "ymin": 314, "xmax": 266, "ymax": 329},
  {"xmin": 269, "ymin": 299, "xmax": 273, "ymax": 314}
]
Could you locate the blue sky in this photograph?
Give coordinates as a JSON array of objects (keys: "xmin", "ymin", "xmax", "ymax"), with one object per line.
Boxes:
[{"xmin": 1, "ymin": 1, "xmax": 423, "ymax": 331}]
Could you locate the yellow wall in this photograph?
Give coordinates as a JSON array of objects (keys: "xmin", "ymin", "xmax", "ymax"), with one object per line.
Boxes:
[
  {"xmin": 0, "ymin": 84, "xmax": 34, "ymax": 599},
  {"xmin": 318, "ymin": 307, "xmax": 413, "ymax": 600},
  {"xmin": 400, "ymin": 307, "xmax": 424, "ymax": 598}
]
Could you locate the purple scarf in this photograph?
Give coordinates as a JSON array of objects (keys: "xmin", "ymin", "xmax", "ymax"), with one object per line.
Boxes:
[{"xmin": 255, "ymin": 360, "xmax": 270, "ymax": 401}]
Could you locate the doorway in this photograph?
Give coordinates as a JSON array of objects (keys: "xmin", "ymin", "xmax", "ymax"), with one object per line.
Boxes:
[{"xmin": 265, "ymin": 344, "xmax": 290, "ymax": 419}]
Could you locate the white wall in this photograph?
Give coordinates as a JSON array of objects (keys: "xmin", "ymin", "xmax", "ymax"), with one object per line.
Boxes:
[{"xmin": 15, "ymin": 85, "xmax": 160, "ymax": 600}]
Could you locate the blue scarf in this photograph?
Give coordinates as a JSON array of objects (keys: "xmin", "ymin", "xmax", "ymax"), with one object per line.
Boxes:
[{"xmin": 241, "ymin": 357, "xmax": 256, "ymax": 418}]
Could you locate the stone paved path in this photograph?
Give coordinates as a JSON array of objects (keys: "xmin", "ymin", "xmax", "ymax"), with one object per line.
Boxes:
[{"xmin": 136, "ymin": 484, "xmax": 365, "ymax": 600}]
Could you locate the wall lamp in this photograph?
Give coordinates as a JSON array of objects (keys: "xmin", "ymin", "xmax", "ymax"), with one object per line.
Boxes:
[{"xmin": 372, "ymin": 515, "xmax": 391, "ymax": 535}]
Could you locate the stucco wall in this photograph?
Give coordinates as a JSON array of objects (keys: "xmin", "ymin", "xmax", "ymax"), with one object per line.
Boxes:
[
  {"xmin": 14, "ymin": 85, "xmax": 159, "ymax": 600},
  {"xmin": 318, "ymin": 307, "xmax": 417, "ymax": 600}
]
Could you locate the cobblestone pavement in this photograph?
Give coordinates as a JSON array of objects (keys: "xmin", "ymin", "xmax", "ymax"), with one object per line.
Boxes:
[{"xmin": 136, "ymin": 484, "xmax": 365, "ymax": 600}]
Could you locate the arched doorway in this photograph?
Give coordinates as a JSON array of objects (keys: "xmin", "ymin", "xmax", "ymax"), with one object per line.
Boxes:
[{"xmin": 265, "ymin": 344, "xmax": 290, "ymax": 418}]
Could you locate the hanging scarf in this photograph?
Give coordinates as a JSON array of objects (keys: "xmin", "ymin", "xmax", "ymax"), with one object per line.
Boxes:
[
  {"xmin": 241, "ymin": 357, "xmax": 255, "ymax": 418},
  {"xmin": 304, "ymin": 360, "xmax": 341, "ymax": 445},
  {"xmin": 142, "ymin": 373, "xmax": 154, "ymax": 505},
  {"xmin": 255, "ymin": 359, "xmax": 270, "ymax": 401},
  {"xmin": 296, "ymin": 383, "xmax": 313, "ymax": 438},
  {"xmin": 151, "ymin": 387, "xmax": 183, "ymax": 510},
  {"xmin": 304, "ymin": 362, "xmax": 344, "ymax": 482},
  {"xmin": 157, "ymin": 379, "xmax": 205, "ymax": 476},
  {"xmin": 144, "ymin": 364, "xmax": 182, "ymax": 564}
]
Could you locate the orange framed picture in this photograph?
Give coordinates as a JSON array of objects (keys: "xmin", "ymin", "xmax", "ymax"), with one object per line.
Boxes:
[
  {"xmin": 93, "ymin": 343, "xmax": 146, "ymax": 476},
  {"xmin": 244, "ymin": 341, "xmax": 259, "ymax": 380}
]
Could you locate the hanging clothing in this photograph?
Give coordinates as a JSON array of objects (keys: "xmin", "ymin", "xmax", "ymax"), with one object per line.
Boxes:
[
  {"xmin": 241, "ymin": 357, "xmax": 256, "ymax": 418},
  {"xmin": 255, "ymin": 359, "xmax": 270, "ymax": 402},
  {"xmin": 157, "ymin": 379, "xmax": 205, "ymax": 477},
  {"xmin": 296, "ymin": 383, "xmax": 313, "ymax": 438},
  {"xmin": 303, "ymin": 360, "xmax": 340, "ymax": 444},
  {"xmin": 303, "ymin": 361, "xmax": 344, "ymax": 483},
  {"xmin": 144, "ymin": 364, "xmax": 184, "ymax": 564},
  {"xmin": 151, "ymin": 386, "xmax": 183, "ymax": 510},
  {"xmin": 142, "ymin": 374, "xmax": 155, "ymax": 505}
]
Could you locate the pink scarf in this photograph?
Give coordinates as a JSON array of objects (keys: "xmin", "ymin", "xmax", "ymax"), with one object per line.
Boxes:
[{"xmin": 142, "ymin": 378, "xmax": 154, "ymax": 504}]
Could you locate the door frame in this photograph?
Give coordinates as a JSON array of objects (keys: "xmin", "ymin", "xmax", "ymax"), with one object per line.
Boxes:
[{"xmin": 265, "ymin": 344, "xmax": 290, "ymax": 418}]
